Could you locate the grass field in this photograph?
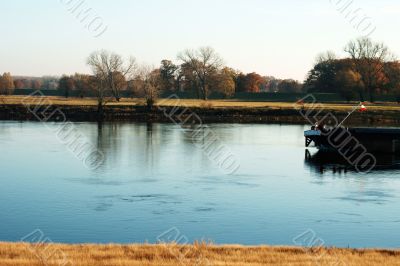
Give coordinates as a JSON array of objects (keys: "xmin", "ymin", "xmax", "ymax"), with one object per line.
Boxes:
[
  {"xmin": 0, "ymin": 242, "xmax": 399, "ymax": 266},
  {"xmin": 1, "ymin": 95, "xmax": 400, "ymax": 111}
]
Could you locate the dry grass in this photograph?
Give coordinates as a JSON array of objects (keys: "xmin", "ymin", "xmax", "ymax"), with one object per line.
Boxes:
[
  {"xmin": 0, "ymin": 242, "xmax": 399, "ymax": 266},
  {"xmin": 1, "ymin": 95, "xmax": 400, "ymax": 111}
]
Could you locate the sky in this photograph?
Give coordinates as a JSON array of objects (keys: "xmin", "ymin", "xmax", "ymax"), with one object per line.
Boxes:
[{"xmin": 1, "ymin": 0, "xmax": 400, "ymax": 81}]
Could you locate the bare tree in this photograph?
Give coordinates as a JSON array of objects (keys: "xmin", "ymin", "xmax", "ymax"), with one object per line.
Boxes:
[
  {"xmin": 90, "ymin": 73, "xmax": 111, "ymax": 120},
  {"xmin": 345, "ymin": 37, "xmax": 394, "ymax": 101},
  {"xmin": 315, "ymin": 51, "xmax": 337, "ymax": 64},
  {"xmin": 178, "ymin": 47, "xmax": 223, "ymax": 100},
  {"xmin": 87, "ymin": 50, "xmax": 136, "ymax": 102},
  {"xmin": 136, "ymin": 65, "xmax": 162, "ymax": 110}
]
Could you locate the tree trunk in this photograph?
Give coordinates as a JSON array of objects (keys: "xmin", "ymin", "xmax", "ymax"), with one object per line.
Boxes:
[{"xmin": 201, "ymin": 80, "xmax": 208, "ymax": 100}]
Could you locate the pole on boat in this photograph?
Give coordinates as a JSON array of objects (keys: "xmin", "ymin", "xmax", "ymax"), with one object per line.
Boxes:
[{"xmin": 337, "ymin": 102, "xmax": 363, "ymax": 127}]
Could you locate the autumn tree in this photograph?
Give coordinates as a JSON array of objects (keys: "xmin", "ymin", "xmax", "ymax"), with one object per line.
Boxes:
[
  {"xmin": 58, "ymin": 75, "xmax": 75, "ymax": 98},
  {"xmin": 178, "ymin": 47, "xmax": 223, "ymax": 100},
  {"xmin": 278, "ymin": 79, "xmax": 302, "ymax": 93},
  {"xmin": 265, "ymin": 77, "xmax": 280, "ymax": 92},
  {"xmin": 87, "ymin": 50, "xmax": 136, "ymax": 102},
  {"xmin": 14, "ymin": 80, "xmax": 24, "ymax": 89},
  {"xmin": 32, "ymin": 80, "xmax": 42, "ymax": 90},
  {"xmin": 345, "ymin": 37, "xmax": 394, "ymax": 102},
  {"xmin": 304, "ymin": 58, "xmax": 367, "ymax": 99},
  {"xmin": 0, "ymin": 73, "xmax": 15, "ymax": 95},
  {"xmin": 381, "ymin": 62, "xmax": 400, "ymax": 103},
  {"xmin": 383, "ymin": 62, "xmax": 400, "ymax": 93},
  {"xmin": 74, "ymin": 74, "xmax": 95, "ymax": 98},
  {"xmin": 22, "ymin": 79, "xmax": 32, "ymax": 89},
  {"xmin": 237, "ymin": 72, "xmax": 264, "ymax": 93},
  {"xmin": 335, "ymin": 70, "xmax": 363, "ymax": 101},
  {"xmin": 211, "ymin": 67, "xmax": 237, "ymax": 97}
]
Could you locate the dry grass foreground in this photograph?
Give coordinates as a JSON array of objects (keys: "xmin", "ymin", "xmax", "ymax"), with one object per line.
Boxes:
[
  {"xmin": 1, "ymin": 95, "xmax": 400, "ymax": 111},
  {"xmin": 0, "ymin": 242, "xmax": 399, "ymax": 266}
]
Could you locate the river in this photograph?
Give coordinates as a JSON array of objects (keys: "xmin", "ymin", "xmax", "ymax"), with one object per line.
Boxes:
[{"xmin": 0, "ymin": 121, "xmax": 399, "ymax": 248}]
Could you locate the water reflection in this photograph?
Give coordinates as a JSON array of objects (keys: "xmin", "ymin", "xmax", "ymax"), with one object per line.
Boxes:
[
  {"xmin": 93, "ymin": 122, "xmax": 165, "ymax": 173},
  {"xmin": 305, "ymin": 149, "xmax": 400, "ymax": 174},
  {"xmin": 91, "ymin": 122, "xmax": 239, "ymax": 175}
]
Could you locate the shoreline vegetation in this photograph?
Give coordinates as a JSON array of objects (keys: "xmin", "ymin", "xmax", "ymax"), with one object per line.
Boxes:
[
  {"xmin": 0, "ymin": 96, "xmax": 399, "ymax": 126},
  {"xmin": 1, "ymin": 38, "xmax": 400, "ymax": 115},
  {"xmin": 0, "ymin": 242, "xmax": 399, "ymax": 266}
]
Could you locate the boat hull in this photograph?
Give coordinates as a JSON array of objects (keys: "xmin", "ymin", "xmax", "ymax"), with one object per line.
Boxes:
[{"xmin": 305, "ymin": 127, "xmax": 400, "ymax": 154}]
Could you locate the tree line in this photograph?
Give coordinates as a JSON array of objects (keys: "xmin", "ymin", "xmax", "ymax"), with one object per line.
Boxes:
[
  {"xmin": 60, "ymin": 47, "xmax": 304, "ymax": 108},
  {"xmin": 0, "ymin": 47, "xmax": 302, "ymax": 101},
  {"xmin": 305, "ymin": 37, "xmax": 400, "ymax": 102},
  {"xmin": 1, "ymin": 37, "xmax": 400, "ymax": 104},
  {"xmin": 0, "ymin": 76, "xmax": 59, "ymax": 94}
]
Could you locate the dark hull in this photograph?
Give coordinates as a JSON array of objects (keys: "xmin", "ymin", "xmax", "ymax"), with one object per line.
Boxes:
[
  {"xmin": 305, "ymin": 149, "xmax": 400, "ymax": 173},
  {"xmin": 306, "ymin": 127, "xmax": 400, "ymax": 154}
]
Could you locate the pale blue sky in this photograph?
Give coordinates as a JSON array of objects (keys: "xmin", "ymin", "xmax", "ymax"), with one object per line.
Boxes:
[{"xmin": 1, "ymin": 0, "xmax": 399, "ymax": 81}]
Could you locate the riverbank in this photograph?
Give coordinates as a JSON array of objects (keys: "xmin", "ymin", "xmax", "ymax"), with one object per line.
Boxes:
[
  {"xmin": 0, "ymin": 242, "xmax": 399, "ymax": 266},
  {"xmin": 1, "ymin": 96, "xmax": 400, "ymax": 125}
]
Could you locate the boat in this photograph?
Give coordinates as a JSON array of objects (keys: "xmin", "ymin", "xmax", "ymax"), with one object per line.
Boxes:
[
  {"xmin": 304, "ymin": 103, "xmax": 400, "ymax": 155},
  {"xmin": 305, "ymin": 126, "xmax": 400, "ymax": 154}
]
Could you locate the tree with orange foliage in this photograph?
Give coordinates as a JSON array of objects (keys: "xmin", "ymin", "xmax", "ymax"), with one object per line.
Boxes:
[
  {"xmin": 32, "ymin": 80, "xmax": 42, "ymax": 90},
  {"xmin": 383, "ymin": 61, "xmax": 400, "ymax": 103},
  {"xmin": 211, "ymin": 67, "xmax": 237, "ymax": 98},
  {"xmin": 13, "ymin": 80, "xmax": 24, "ymax": 89},
  {"xmin": 0, "ymin": 73, "xmax": 15, "ymax": 95},
  {"xmin": 236, "ymin": 72, "xmax": 264, "ymax": 93},
  {"xmin": 335, "ymin": 69, "xmax": 364, "ymax": 102}
]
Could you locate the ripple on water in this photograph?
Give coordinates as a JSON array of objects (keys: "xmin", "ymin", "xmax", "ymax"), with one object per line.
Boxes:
[
  {"xmin": 194, "ymin": 207, "xmax": 216, "ymax": 212},
  {"xmin": 332, "ymin": 190, "xmax": 395, "ymax": 205}
]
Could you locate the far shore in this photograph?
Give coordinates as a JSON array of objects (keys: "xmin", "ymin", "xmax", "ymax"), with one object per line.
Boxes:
[
  {"xmin": 1, "ymin": 96, "xmax": 400, "ymax": 126},
  {"xmin": 0, "ymin": 242, "xmax": 399, "ymax": 266}
]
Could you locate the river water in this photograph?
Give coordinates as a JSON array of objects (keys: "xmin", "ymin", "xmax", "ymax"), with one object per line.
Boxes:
[{"xmin": 0, "ymin": 121, "xmax": 399, "ymax": 248}]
